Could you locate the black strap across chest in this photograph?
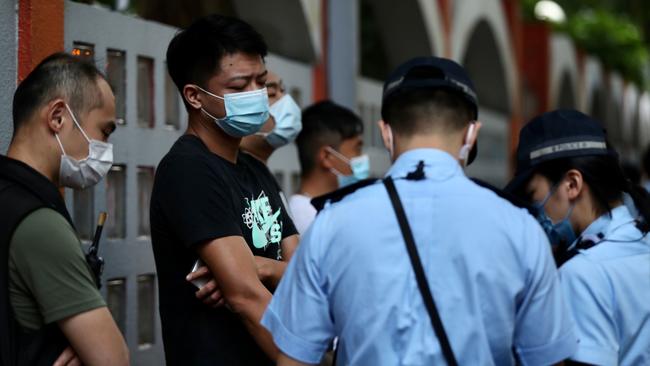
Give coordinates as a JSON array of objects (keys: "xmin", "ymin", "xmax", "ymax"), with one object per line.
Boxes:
[{"xmin": 383, "ymin": 176, "xmax": 458, "ymax": 366}]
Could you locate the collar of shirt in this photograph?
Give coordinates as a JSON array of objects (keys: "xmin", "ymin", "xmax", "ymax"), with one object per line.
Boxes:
[
  {"xmin": 385, "ymin": 148, "xmax": 462, "ymax": 182},
  {"xmin": 578, "ymin": 205, "xmax": 638, "ymax": 245},
  {"xmin": 0, "ymin": 155, "xmax": 74, "ymax": 226}
]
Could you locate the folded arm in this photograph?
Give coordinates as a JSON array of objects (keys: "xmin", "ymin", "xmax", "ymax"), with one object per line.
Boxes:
[
  {"xmin": 57, "ymin": 307, "xmax": 129, "ymax": 366},
  {"xmin": 197, "ymin": 235, "xmax": 279, "ymax": 360}
]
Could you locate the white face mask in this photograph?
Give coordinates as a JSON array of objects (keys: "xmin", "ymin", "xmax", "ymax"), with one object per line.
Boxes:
[
  {"xmin": 458, "ymin": 123, "xmax": 476, "ymax": 167},
  {"xmin": 55, "ymin": 104, "xmax": 114, "ymax": 189},
  {"xmin": 196, "ymin": 86, "xmax": 270, "ymax": 137},
  {"xmin": 383, "ymin": 124, "xmax": 395, "ymax": 160},
  {"xmin": 262, "ymin": 94, "xmax": 302, "ymax": 148}
]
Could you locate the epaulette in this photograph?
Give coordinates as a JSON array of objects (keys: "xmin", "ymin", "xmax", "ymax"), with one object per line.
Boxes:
[
  {"xmin": 471, "ymin": 178, "xmax": 537, "ymax": 216},
  {"xmin": 311, "ymin": 178, "xmax": 379, "ymax": 212}
]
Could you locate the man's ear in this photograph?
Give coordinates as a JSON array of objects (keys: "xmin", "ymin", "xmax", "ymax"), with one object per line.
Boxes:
[
  {"xmin": 46, "ymin": 99, "xmax": 67, "ymax": 134},
  {"xmin": 318, "ymin": 145, "xmax": 335, "ymax": 170},
  {"xmin": 183, "ymin": 85, "xmax": 203, "ymax": 110},
  {"xmin": 378, "ymin": 120, "xmax": 392, "ymax": 151},
  {"xmin": 565, "ymin": 169, "xmax": 584, "ymax": 201},
  {"xmin": 464, "ymin": 121, "xmax": 482, "ymax": 147}
]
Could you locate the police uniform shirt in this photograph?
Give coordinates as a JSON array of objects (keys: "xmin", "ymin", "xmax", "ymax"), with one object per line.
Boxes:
[
  {"xmin": 560, "ymin": 205, "xmax": 650, "ymax": 366},
  {"xmin": 262, "ymin": 148, "xmax": 578, "ymax": 365}
]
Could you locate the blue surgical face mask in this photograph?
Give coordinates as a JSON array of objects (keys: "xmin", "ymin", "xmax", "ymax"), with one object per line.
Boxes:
[
  {"xmin": 534, "ymin": 185, "xmax": 577, "ymax": 248},
  {"xmin": 197, "ymin": 86, "xmax": 270, "ymax": 137},
  {"xmin": 261, "ymin": 94, "xmax": 302, "ymax": 148},
  {"xmin": 326, "ymin": 146, "xmax": 370, "ymax": 188}
]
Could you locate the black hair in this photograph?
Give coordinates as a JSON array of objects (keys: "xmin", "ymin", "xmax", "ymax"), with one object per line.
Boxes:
[
  {"xmin": 382, "ymin": 88, "xmax": 474, "ymax": 136},
  {"xmin": 295, "ymin": 100, "xmax": 364, "ymax": 176},
  {"xmin": 534, "ymin": 153, "xmax": 650, "ymax": 232},
  {"xmin": 12, "ymin": 52, "xmax": 105, "ymax": 136},
  {"xmin": 166, "ymin": 14, "xmax": 267, "ymax": 110},
  {"xmin": 621, "ymin": 161, "xmax": 641, "ymax": 186}
]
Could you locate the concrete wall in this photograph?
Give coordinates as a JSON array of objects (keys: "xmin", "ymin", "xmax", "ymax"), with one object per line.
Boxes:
[
  {"xmin": 356, "ymin": 77, "xmax": 391, "ymax": 176},
  {"xmin": 65, "ymin": 2, "xmax": 181, "ymax": 364},
  {"xmin": 549, "ymin": 34, "xmax": 579, "ymax": 109},
  {"xmin": 0, "ymin": 0, "xmax": 17, "ymax": 154}
]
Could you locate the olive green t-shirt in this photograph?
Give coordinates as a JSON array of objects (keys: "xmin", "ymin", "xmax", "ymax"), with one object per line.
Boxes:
[{"xmin": 8, "ymin": 208, "xmax": 106, "ymax": 331}]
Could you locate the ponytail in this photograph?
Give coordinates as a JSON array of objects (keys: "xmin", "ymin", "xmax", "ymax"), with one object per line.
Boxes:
[{"xmin": 623, "ymin": 179, "xmax": 650, "ymax": 233}]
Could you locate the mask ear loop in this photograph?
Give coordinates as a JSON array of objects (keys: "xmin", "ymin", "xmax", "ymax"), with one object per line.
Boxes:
[
  {"xmin": 538, "ymin": 181, "xmax": 575, "ymax": 224},
  {"xmin": 385, "ymin": 124, "xmax": 395, "ymax": 159},
  {"xmin": 329, "ymin": 167, "xmax": 345, "ymax": 177},
  {"xmin": 325, "ymin": 146, "xmax": 351, "ymax": 164},
  {"xmin": 458, "ymin": 122, "xmax": 476, "ymax": 166},
  {"xmin": 195, "ymin": 85, "xmax": 225, "ymax": 100},
  {"xmin": 55, "ymin": 134, "xmax": 67, "ymax": 155},
  {"xmin": 194, "ymin": 85, "xmax": 229, "ymax": 123},
  {"xmin": 64, "ymin": 103, "xmax": 91, "ymax": 143},
  {"xmin": 200, "ymin": 107, "xmax": 227, "ymax": 123},
  {"xmin": 325, "ymin": 147, "xmax": 352, "ymax": 178}
]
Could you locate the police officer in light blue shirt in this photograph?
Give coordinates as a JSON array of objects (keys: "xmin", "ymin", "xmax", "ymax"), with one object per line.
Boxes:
[
  {"xmin": 506, "ymin": 109, "xmax": 650, "ymax": 366},
  {"xmin": 261, "ymin": 57, "xmax": 578, "ymax": 366}
]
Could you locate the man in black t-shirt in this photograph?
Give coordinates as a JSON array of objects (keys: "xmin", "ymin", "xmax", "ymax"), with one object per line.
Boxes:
[{"xmin": 150, "ymin": 15, "xmax": 299, "ymax": 365}]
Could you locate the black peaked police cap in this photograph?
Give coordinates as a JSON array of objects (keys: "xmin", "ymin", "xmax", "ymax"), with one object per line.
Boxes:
[
  {"xmin": 381, "ymin": 56, "xmax": 480, "ymax": 165},
  {"xmin": 505, "ymin": 109, "xmax": 617, "ymax": 194}
]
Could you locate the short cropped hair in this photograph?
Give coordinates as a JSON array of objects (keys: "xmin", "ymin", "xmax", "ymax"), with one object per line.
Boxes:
[
  {"xmin": 166, "ymin": 14, "xmax": 268, "ymax": 110},
  {"xmin": 382, "ymin": 89, "xmax": 474, "ymax": 136},
  {"xmin": 296, "ymin": 101, "xmax": 364, "ymax": 176},
  {"xmin": 12, "ymin": 52, "xmax": 105, "ymax": 135}
]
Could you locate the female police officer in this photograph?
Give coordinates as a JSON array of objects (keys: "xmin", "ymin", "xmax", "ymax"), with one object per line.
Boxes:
[{"xmin": 506, "ymin": 109, "xmax": 650, "ymax": 366}]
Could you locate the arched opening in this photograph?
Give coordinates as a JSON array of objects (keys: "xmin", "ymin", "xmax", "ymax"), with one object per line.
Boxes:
[
  {"xmin": 360, "ymin": 0, "xmax": 439, "ymax": 81},
  {"xmin": 556, "ymin": 71, "xmax": 576, "ymax": 109},
  {"xmin": 360, "ymin": 0, "xmax": 391, "ymax": 81},
  {"xmin": 460, "ymin": 20, "xmax": 511, "ymax": 187},
  {"xmin": 639, "ymin": 94, "xmax": 650, "ymax": 153},
  {"xmin": 589, "ymin": 88, "xmax": 608, "ymax": 130},
  {"xmin": 462, "ymin": 21, "xmax": 509, "ymax": 113},
  {"xmin": 605, "ymin": 87, "xmax": 623, "ymax": 150}
]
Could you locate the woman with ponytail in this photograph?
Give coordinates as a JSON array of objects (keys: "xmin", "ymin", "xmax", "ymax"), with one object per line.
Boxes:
[{"xmin": 505, "ymin": 109, "xmax": 650, "ymax": 366}]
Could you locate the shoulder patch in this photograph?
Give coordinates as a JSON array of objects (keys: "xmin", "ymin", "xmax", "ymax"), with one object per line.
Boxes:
[{"xmin": 311, "ymin": 179, "xmax": 379, "ymax": 212}]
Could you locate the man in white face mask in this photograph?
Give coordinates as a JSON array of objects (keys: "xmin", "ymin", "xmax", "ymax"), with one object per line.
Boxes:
[
  {"xmin": 0, "ymin": 53, "xmax": 128, "ymax": 365},
  {"xmin": 240, "ymin": 70, "xmax": 303, "ymax": 164},
  {"xmin": 151, "ymin": 15, "xmax": 299, "ymax": 365},
  {"xmin": 288, "ymin": 101, "xmax": 365, "ymax": 234}
]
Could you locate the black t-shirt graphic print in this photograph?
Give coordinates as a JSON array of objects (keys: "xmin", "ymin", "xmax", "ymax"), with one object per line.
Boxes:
[
  {"xmin": 242, "ymin": 190, "xmax": 285, "ymax": 259},
  {"xmin": 150, "ymin": 134, "xmax": 297, "ymax": 365}
]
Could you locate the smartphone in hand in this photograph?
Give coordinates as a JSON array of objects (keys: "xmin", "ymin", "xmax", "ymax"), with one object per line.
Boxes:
[{"xmin": 190, "ymin": 259, "xmax": 209, "ymax": 289}]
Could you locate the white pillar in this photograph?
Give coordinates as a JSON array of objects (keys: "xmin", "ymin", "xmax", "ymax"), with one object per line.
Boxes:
[{"xmin": 328, "ymin": 0, "xmax": 359, "ymax": 110}]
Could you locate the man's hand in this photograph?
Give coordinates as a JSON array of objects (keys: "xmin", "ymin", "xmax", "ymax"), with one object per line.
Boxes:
[
  {"xmin": 254, "ymin": 256, "xmax": 287, "ymax": 290},
  {"xmin": 187, "ymin": 255, "xmax": 288, "ymax": 300},
  {"xmin": 186, "ymin": 266, "xmax": 226, "ymax": 308},
  {"xmin": 281, "ymin": 234, "xmax": 299, "ymax": 262},
  {"xmin": 52, "ymin": 346, "xmax": 81, "ymax": 366},
  {"xmin": 197, "ymin": 236, "xmax": 279, "ymax": 360}
]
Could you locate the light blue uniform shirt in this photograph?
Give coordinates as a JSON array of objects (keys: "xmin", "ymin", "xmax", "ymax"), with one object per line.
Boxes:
[
  {"xmin": 262, "ymin": 149, "xmax": 577, "ymax": 365},
  {"xmin": 560, "ymin": 205, "xmax": 650, "ymax": 366}
]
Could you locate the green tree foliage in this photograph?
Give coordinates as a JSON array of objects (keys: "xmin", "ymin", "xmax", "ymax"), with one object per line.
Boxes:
[
  {"xmin": 562, "ymin": 10, "xmax": 648, "ymax": 88},
  {"xmin": 523, "ymin": 0, "xmax": 649, "ymax": 89}
]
